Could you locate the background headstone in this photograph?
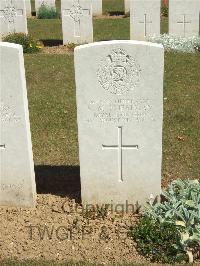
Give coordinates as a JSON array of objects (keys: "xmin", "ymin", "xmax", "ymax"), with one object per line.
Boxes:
[
  {"xmin": 92, "ymin": 0, "xmax": 102, "ymax": 16},
  {"xmin": 0, "ymin": 0, "xmax": 27, "ymax": 40},
  {"xmin": 169, "ymin": 0, "xmax": 200, "ymax": 37},
  {"xmin": 74, "ymin": 40, "xmax": 164, "ymax": 207},
  {"xmin": 61, "ymin": 0, "xmax": 93, "ymax": 44},
  {"xmin": 124, "ymin": 0, "xmax": 130, "ymax": 14},
  {"xmin": 0, "ymin": 42, "xmax": 36, "ymax": 207},
  {"xmin": 25, "ymin": 0, "xmax": 31, "ymax": 17},
  {"xmin": 130, "ymin": 0, "xmax": 160, "ymax": 41},
  {"xmin": 35, "ymin": 0, "xmax": 56, "ymax": 12}
]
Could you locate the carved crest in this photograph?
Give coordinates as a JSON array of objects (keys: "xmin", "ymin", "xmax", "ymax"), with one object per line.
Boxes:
[{"xmin": 97, "ymin": 48, "xmax": 141, "ymax": 95}]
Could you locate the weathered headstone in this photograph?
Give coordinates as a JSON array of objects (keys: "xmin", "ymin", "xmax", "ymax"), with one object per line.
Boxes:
[
  {"xmin": 61, "ymin": 0, "xmax": 93, "ymax": 44},
  {"xmin": 92, "ymin": 0, "xmax": 102, "ymax": 16},
  {"xmin": 130, "ymin": 0, "xmax": 160, "ymax": 41},
  {"xmin": 25, "ymin": 0, "xmax": 31, "ymax": 17},
  {"xmin": 124, "ymin": 0, "xmax": 130, "ymax": 14},
  {"xmin": 35, "ymin": 0, "xmax": 56, "ymax": 13},
  {"xmin": 0, "ymin": 42, "xmax": 36, "ymax": 207},
  {"xmin": 0, "ymin": 0, "xmax": 27, "ymax": 40},
  {"xmin": 169, "ymin": 0, "xmax": 200, "ymax": 37},
  {"xmin": 74, "ymin": 40, "xmax": 164, "ymax": 207}
]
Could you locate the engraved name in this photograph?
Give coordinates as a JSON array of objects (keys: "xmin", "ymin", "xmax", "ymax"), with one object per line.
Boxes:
[
  {"xmin": 88, "ymin": 98, "xmax": 152, "ymax": 123},
  {"xmin": 0, "ymin": 102, "xmax": 21, "ymax": 123}
]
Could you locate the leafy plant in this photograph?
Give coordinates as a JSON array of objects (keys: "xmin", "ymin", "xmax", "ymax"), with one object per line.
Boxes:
[
  {"xmin": 145, "ymin": 179, "xmax": 200, "ymax": 263},
  {"xmin": 130, "ymin": 216, "xmax": 187, "ymax": 263},
  {"xmin": 37, "ymin": 5, "xmax": 60, "ymax": 19},
  {"xmin": 148, "ymin": 34, "xmax": 200, "ymax": 53},
  {"xmin": 2, "ymin": 33, "xmax": 43, "ymax": 53}
]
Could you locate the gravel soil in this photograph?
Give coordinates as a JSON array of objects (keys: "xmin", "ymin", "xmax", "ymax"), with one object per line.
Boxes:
[{"xmin": 0, "ymin": 194, "xmax": 147, "ymax": 264}]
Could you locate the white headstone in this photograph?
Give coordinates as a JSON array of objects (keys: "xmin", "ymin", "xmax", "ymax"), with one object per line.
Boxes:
[
  {"xmin": 124, "ymin": 0, "xmax": 130, "ymax": 14},
  {"xmin": 169, "ymin": 0, "xmax": 200, "ymax": 37},
  {"xmin": 130, "ymin": 0, "xmax": 160, "ymax": 41},
  {"xmin": 25, "ymin": 0, "xmax": 31, "ymax": 17},
  {"xmin": 0, "ymin": 0, "xmax": 27, "ymax": 40},
  {"xmin": 35, "ymin": 0, "xmax": 56, "ymax": 12},
  {"xmin": 0, "ymin": 42, "xmax": 36, "ymax": 207},
  {"xmin": 74, "ymin": 40, "xmax": 164, "ymax": 207},
  {"xmin": 61, "ymin": 0, "xmax": 93, "ymax": 44},
  {"xmin": 92, "ymin": 0, "xmax": 102, "ymax": 16}
]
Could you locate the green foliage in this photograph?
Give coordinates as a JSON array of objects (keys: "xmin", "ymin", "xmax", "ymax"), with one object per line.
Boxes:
[
  {"xmin": 130, "ymin": 216, "xmax": 187, "ymax": 263},
  {"xmin": 66, "ymin": 43, "xmax": 77, "ymax": 51},
  {"xmin": 161, "ymin": 6, "xmax": 168, "ymax": 17},
  {"xmin": 139, "ymin": 179, "xmax": 200, "ymax": 263},
  {"xmin": 130, "ymin": 179, "xmax": 200, "ymax": 263},
  {"xmin": 37, "ymin": 5, "xmax": 60, "ymax": 19},
  {"xmin": 2, "ymin": 33, "xmax": 42, "ymax": 53}
]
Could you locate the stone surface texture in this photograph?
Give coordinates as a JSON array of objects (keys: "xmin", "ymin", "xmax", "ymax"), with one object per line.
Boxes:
[
  {"xmin": 61, "ymin": 0, "xmax": 93, "ymax": 44},
  {"xmin": 0, "ymin": 42, "xmax": 36, "ymax": 207},
  {"xmin": 0, "ymin": 0, "xmax": 27, "ymax": 40},
  {"xmin": 169, "ymin": 0, "xmax": 200, "ymax": 37},
  {"xmin": 130, "ymin": 0, "xmax": 160, "ymax": 41}
]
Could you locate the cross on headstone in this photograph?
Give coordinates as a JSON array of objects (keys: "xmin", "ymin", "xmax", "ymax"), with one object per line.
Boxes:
[
  {"xmin": 139, "ymin": 14, "xmax": 152, "ymax": 37},
  {"xmin": 177, "ymin": 14, "xmax": 191, "ymax": 37},
  {"xmin": 0, "ymin": 144, "xmax": 6, "ymax": 150},
  {"xmin": 0, "ymin": 0, "xmax": 23, "ymax": 33},
  {"xmin": 102, "ymin": 127, "xmax": 139, "ymax": 182},
  {"xmin": 63, "ymin": 0, "xmax": 90, "ymax": 37}
]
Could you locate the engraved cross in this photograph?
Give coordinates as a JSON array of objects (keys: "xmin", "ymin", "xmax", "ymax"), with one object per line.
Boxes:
[
  {"xmin": 63, "ymin": 0, "xmax": 90, "ymax": 37},
  {"xmin": 139, "ymin": 14, "xmax": 152, "ymax": 37},
  {"xmin": 177, "ymin": 14, "xmax": 191, "ymax": 37},
  {"xmin": 0, "ymin": 0, "xmax": 23, "ymax": 33},
  {"xmin": 102, "ymin": 127, "xmax": 139, "ymax": 182}
]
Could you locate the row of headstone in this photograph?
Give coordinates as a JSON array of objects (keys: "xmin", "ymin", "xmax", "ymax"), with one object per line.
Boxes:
[
  {"xmin": 1, "ymin": 0, "xmax": 200, "ymax": 43},
  {"xmin": 0, "ymin": 40, "xmax": 164, "ymax": 208},
  {"xmin": 129, "ymin": 0, "xmax": 200, "ymax": 39}
]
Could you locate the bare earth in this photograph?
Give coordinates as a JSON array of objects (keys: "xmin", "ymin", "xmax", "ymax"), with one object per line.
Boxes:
[{"xmin": 0, "ymin": 194, "xmax": 147, "ymax": 264}]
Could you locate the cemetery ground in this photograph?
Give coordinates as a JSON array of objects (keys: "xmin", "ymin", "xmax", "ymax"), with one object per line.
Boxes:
[{"xmin": 0, "ymin": 3, "xmax": 200, "ymax": 266}]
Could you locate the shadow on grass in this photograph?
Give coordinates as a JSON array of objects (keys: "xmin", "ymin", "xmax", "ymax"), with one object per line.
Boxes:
[
  {"xmin": 35, "ymin": 165, "xmax": 81, "ymax": 203},
  {"xmin": 108, "ymin": 11, "xmax": 124, "ymax": 16},
  {"xmin": 41, "ymin": 39, "xmax": 63, "ymax": 47}
]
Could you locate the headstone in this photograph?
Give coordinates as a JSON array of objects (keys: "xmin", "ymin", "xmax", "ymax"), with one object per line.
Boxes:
[
  {"xmin": 0, "ymin": 42, "xmax": 36, "ymax": 207},
  {"xmin": 0, "ymin": 0, "xmax": 28, "ymax": 40},
  {"xmin": 169, "ymin": 0, "xmax": 200, "ymax": 37},
  {"xmin": 25, "ymin": 0, "xmax": 31, "ymax": 17},
  {"xmin": 61, "ymin": 0, "xmax": 93, "ymax": 44},
  {"xmin": 92, "ymin": 0, "xmax": 102, "ymax": 16},
  {"xmin": 130, "ymin": 0, "xmax": 160, "ymax": 41},
  {"xmin": 124, "ymin": 0, "xmax": 130, "ymax": 14},
  {"xmin": 35, "ymin": 0, "xmax": 56, "ymax": 13},
  {"xmin": 74, "ymin": 40, "xmax": 164, "ymax": 207}
]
